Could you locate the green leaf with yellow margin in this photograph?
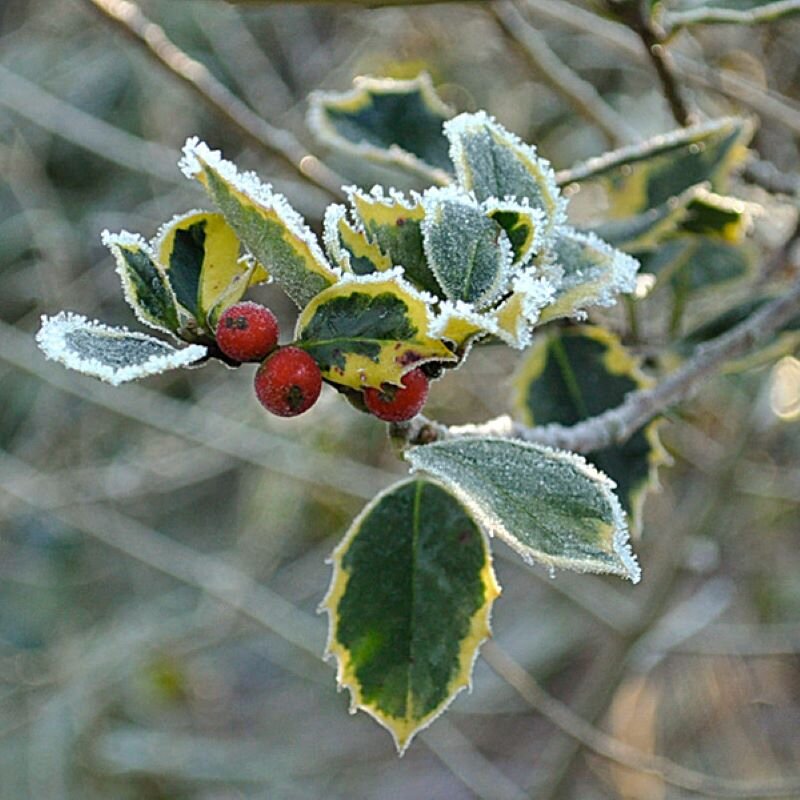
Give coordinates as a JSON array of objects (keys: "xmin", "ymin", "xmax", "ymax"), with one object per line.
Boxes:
[
  {"xmin": 180, "ymin": 138, "xmax": 339, "ymax": 308},
  {"xmin": 407, "ymin": 437, "xmax": 640, "ymax": 581},
  {"xmin": 444, "ymin": 111, "xmax": 567, "ymax": 240},
  {"xmin": 308, "ymin": 73, "xmax": 454, "ymax": 183},
  {"xmin": 323, "ymin": 204, "xmax": 393, "ymax": 275},
  {"xmin": 539, "ymin": 228, "xmax": 639, "ymax": 323},
  {"xmin": 321, "ymin": 476, "xmax": 500, "ymax": 754},
  {"xmin": 484, "ymin": 198, "xmax": 546, "ymax": 268},
  {"xmin": 559, "ymin": 117, "xmax": 753, "ymax": 219},
  {"xmin": 101, "ymin": 231, "xmax": 181, "ymax": 336},
  {"xmin": 155, "ymin": 210, "xmax": 269, "ymax": 329},
  {"xmin": 513, "ymin": 326, "xmax": 669, "ymax": 536},
  {"xmin": 347, "ymin": 186, "xmax": 443, "ymax": 297},
  {"xmin": 295, "ymin": 270, "xmax": 456, "ymax": 390},
  {"xmin": 592, "ymin": 186, "xmax": 750, "ymax": 252}
]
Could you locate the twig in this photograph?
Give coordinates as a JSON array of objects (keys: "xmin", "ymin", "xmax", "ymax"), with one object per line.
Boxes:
[
  {"xmin": 0, "ymin": 64, "xmax": 180, "ymax": 181},
  {"xmin": 82, "ymin": 0, "xmax": 346, "ymax": 200},
  {"xmin": 610, "ymin": 0, "xmax": 695, "ymax": 126},
  {"xmin": 664, "ymin": 0, "xmax": 800, "ymax": 31},
  {"xmin": 484, "ymin": 641, "xmax": 800, "ymax": 798},
  {"xmin": 0, "ymin": 319, "xmax": 394, "ymax": 500},
  {"xmin": 489, "ymin": 2, "xmax": 640, "ymax": 147},
  {"xmin": 397, "ymin": 275, "xmax": 800, "ymax": 453}
]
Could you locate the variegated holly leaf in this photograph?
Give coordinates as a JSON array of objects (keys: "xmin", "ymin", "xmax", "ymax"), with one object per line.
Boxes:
[
  {"xmin": 36, "ymin": 312, "xmax": 207, "ymax": 386},
  {"xmin": 560, "ymin": 117, "xmax": 753, "ymax": 219},
  {"xmin": 444, "ymin": 111, "xmax": 566, "ymax": 239},
  {"xmin": 421, "ymin": 188, "xmax": 513, "ymax": 308},
  {"xmin": 323, "ymin": 204, "xmax": 393, "ymax": 275},
  {"xmin": 539, "ymin": 228, "xmax": 639, "ymax": 322},
  {"xmin": 347, "ymin": 186, "xmax": 443, "ymax": 297},
  {"xmin": 513, "ymin": 326, "xmax": 668, "ymax": 536},
  {"xmin": 592, "ymin": 186, "xmax": 750, "ymax": 252},
  {"xmin": 102, "ymin": 231, "xmax": 180, "ymax": 336},
  {"xmin": 180, "ymin": 138, "xmax": 339, "ymax": 308},
  {"xmin": 308, "ymin": 73, "xmax": 454, "ymax": 183},
  {"xmin": 407, "ymin": 437, "xmax": 640, "ymax": 582},
  {"xmin": 322, "ymin": 477, "xmax": 500, "ymax": 754},
  {"xmin": 154, "ymin": 210, "xmax": 269, "ymax": 329},
  {"xmin": 484, "ymin": 198, "xmax": 545, "ymax": 268},
  {"xmin": 295, "ymin": 271, "xmax": 456, "ymax": 390}
]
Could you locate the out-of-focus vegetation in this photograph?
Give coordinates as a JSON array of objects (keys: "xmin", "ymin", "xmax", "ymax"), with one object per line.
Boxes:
[{"xmin": 1, "ymin": 0, "xmax": 799, "ymax": 797}]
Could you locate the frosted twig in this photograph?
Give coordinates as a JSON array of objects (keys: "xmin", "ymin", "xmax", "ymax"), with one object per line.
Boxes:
[
  {"xmin": 397, "ymin": 275, "xmax": 800, "ymax": 453},
  {"xmin": 484, "ymin": 641, "xmax": 800, "ymax": 798},
  {"xmin": 664, "ymin": 0, "xmax": 800, "ymax": 30},
  {"xmin": 82, "ymin": 0, "xmax": 346, "ymax": 200},
  {"xmin": 490, "ymin": 2, "xmax": 640, "ymax": 147}
]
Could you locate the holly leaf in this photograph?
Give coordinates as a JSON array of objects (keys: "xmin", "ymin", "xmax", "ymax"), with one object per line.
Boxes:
[
  {"xmin": 295, "ymin": 271, "xmax": 456, "ymax": 390},
  {"xmin": 444, "ymin": 111, "xmax": 566, "ymax": 239},
  {"xmin": 347, "ymin": 186, "xmax": 443, "ymax": 297},
  {"xmin": 180, "ymin": 138, "xmax": 338, "ymax": 308},
  {"xmin": 323, "ymin": 204, "xmax": 393, "ymax": 276},
  {"xmin": 513, "ymin": 326, "xmax": 668, "ymax": 536},
  {"xmin": 485, "ymin": 198, "xmax": 546, "ymax": 269},
  {"xmin": 560, "ymin": 117, "xmax": 753, "ymax": 219},
  {"xmin": 421, "ymin": 188, "xmax": 513, "ymax": 307},
  {"xmin": 102, "ymin": 231, "xmax": 180, "ymax": 335},
  {"xmin": 308, "ymin": 73, "xmax": 454, "ymax": 182},
  {"xmin": 36, "ymin": 312, "xmax": 207, "ymax": 386},
  {"xmin": 154, "ymin": 210, "xmax": 269, "ymax": 329},
  {"xmin": 592, "ymin": 186, "xmax": 750, "ymax": 252},
  {"xmin": 539, "ymin": 228, "xmax": 639, "ymax": 322},
  {"xmin": 321, "ymin": 477, "xmax": 500, "ymax": 754},
  {"xmin": 406, "ymin": 437, "xmax": 640, "ymax": 582}
]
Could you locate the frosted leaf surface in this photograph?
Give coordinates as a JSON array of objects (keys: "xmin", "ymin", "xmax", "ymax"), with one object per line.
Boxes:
[
  {"xmin": 540, "ymin": 228, "xmax": 639, "ymax": 322},
  {"xmin": 36, "ymin": 313, "xmax": 207, "ymax": 386},
  {"xmin": 444, "ymin": 112, "xmax": 566, "ymax": 238},
  {"xmin": 421, "ymin": 188, "xmax": 513, "ymax": 308},
  {"xmin": 406, "ymin": 437, "xmax": 640, "ymax": 582}
]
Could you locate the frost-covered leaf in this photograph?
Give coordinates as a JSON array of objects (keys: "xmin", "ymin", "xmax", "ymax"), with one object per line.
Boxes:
[
  {"xmin": 539, "ymin": 228, "xmax": 639, "ymax": 322},
  {"xmin": 308, "ymin": 74, "xmax": 454, "ymax": 182},
  {"xmin": 347, "ymin": 186, "xmax": 443, "ymax": 296},
  {"xmin": 513, "ymin": 326, "xmax": 668, "ymax": 535},
  {"xmin": 664, "ymin": 0, "xmax": 800, "ymax": 28},
  {"xmin": 321, "ymin": 477, "xmax": 500, "ymax": 754},
  {"xmin": 444, "ymin": 111, "xmax": 566, "ymax": 238},
  {"xmin": 323, "ymin": 204, "xmax": 393, "ymax": 275},
  {"xmin": 154, "ymin": 210, "xmax": 269, "ymax": 328},
  {"xmin": 180, "ymin": 138, "xmax": 338, "ymax": 308},
  {"xmin": 491, "ymin": 272, "xmax": 558, "ymax": 348},
  {"xmin": 421, "ymin": 188, "xmax": 513, "ymax": 307},
  {"xmin": 36, "ymin": 312, "xmax": 207, "ymax": 386},
  {"xmin": 561, "ymin": 118, "xmax": 753, "ymax": 219},
  {"xmin": 407, "ymin": 437, "xmax": 640, "ymax": 582},
  {"xmin": 592, "ymin": 186, "xmax": 750, "ymax": 252},
  {"xmin": 295, "ymin": 270, "xmax": 455, "ymax": 390},
  {"xmin": 484, "ymin": 198, "xmax": 545, "ymax": 268},
  {"xmin": 102, "ymin": 231, "xmax": 180, "ymax": 335}
]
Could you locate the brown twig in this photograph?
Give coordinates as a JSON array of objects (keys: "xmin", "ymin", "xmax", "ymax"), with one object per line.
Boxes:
[{"xmin": 82, "ymin": 0, "xmax": 346, "ymax": 199}]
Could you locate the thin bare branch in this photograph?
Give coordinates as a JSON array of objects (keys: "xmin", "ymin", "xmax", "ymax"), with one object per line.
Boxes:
[
  {"xmin": 396, "ymin": 275, "xmax": 800, "ymax": 452},
  {"xmin": 489, "ymin": 2, "xmax": 640, "ymax": 147},
  {"xmin": 0, "ymin": 64, "xmax": 180, "ymax": 181},
  {"xmin": 82, "ymin": 0, "xmax": 346, "ymax": 199},
  {"xmin": 664, "ymin": 0, "xmax": 800, "ymax": 30},
  {"xmin": 484, "ymin": 641, "xmax": 800, "ymax": 798}
]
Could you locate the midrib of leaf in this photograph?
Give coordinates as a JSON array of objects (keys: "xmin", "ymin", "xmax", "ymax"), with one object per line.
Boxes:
[
  {"xmin": 461, "ymin": 236, "xmax": 483, "ymax": 302},
  {"xmin": 551, "ymin": 337, "xmax": 590, "ymax": 420}
]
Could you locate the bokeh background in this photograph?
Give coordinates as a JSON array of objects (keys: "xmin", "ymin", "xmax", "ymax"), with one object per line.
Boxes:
[{"xmin": 1, "ymin": 1, "xmax": 799, "ymax": 798}]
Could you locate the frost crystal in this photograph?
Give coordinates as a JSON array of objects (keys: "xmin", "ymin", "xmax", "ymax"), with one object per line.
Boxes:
[{"xmin": 36, "ymin": 312, "xmax": 206, "ymax": 386}]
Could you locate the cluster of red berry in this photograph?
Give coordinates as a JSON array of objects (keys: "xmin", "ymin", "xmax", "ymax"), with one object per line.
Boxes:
[{"xmin": 214, "ymin": 302, "xmax": 430, "ymax": 421}]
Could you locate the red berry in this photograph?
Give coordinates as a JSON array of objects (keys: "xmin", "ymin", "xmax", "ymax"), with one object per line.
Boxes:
[
  {"xmin": 216, "ymin": 302, "xmax": 279, "ymax": 362},
  {"xmin": 254, "ymin": 346, "xmax": 322, "ymax": 417},
  {"xmin": 364, "ymin": 368, "xmax": 430, "ymax": 422}
]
